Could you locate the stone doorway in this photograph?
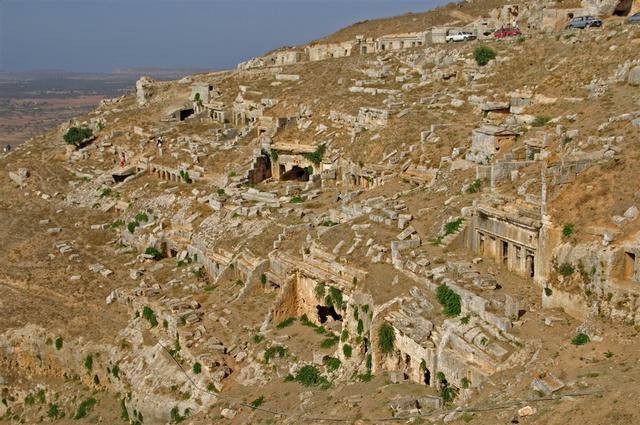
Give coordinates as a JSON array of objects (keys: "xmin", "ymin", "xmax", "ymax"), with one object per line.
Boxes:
[
  {"xmin": 423, "ymin": 368, "xmax": 431, "ymax": 386},
  {"xmin": 624, "ymin": 252, "xmax": 636, "ymax": 280},
  {"xmin": 281, "ymin": 165, "xmax": 310, "ymax": 181},
  {"xmin": 502, "ymin": 240, "xmax": 509, "ymax": 265},
  {"xmin": 316, "ymin": 305, "xmax": 342, "ymax": 323},
  {"xmin": 526, "ymin": 252, "xmax": 535, "ymax": 278}
]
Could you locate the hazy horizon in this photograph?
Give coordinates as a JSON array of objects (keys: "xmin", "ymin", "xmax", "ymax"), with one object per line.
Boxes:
[{"xmin": 0, "ymin": 0, "xmax": 449, "ymax": 74}]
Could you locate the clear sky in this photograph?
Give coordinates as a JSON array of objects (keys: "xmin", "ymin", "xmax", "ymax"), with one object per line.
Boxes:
[{"xmin": 0, "ymin": 0, "xmax": 449, "ymax": 73}]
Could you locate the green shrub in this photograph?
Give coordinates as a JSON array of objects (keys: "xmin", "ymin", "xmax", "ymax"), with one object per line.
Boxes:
[
  {"xmin": 474, "ymin": 45, "xmax": 496, "ymax": 66},
  {"xmin": 517, "ymin": 35, "xmax": 526, "ymax": 43},
  {"xmin": 47, "ymin": 403, "xmax": 60, "ymax": 419},
  {"xmin": 111, "ymin": 363, "xmax": 120, "ymax": 379},
  {"xmin": 84, "ymin": 354, "xmax": 93, "ymax": 372},
  {"xmin": 36, "ymin": 389, "xmax": 46, "ymax": 404},
  {"xmin": 300, "ymin": 314, "xmax": 313, "ymax": 327},
  {"xmin": 466, "ymin": 179, "xmax": 482, "ymax": 194},
  {"xmin": 170, "ymin": 406, "xmax": 190, "ymax": 423},
  {"xmin": 270, "ymin": 150, "xmax": 279, "ymax": 161},
  {"xmin": 144, "ymin": 246, "xmax": 163, "ymax": 260},
  {"xmin": 357, "ymin": 372, "xmax": 373, "ymax": 382},
  {"xmin": 342, "ymin": 344, "xmax": 352, "ymax": 358},
  {"xmin": 444, "ymin": 218, "xmax": 464, "ymax": 236},
  {"xmin": 142, "ymin": 306, "xmax": 158, "ymax": 328},
  {"xmin": 294, "ymin": 365, "xmax": 329, "ymax": 388},
  {"xmin": 562, "ymin": 223, "xmax": 574, "ymax": 237},
  {"xmin": 303, "ymin": 144, "xmax": 326, "ymax": 165},
  {"xmin": 357, "ymin": 319, "xmax": 364, "ymax": 335},
  {"xmin": 290, "ymin": 195, "xmax": 304, "ymax": 204},
  {"xmin": 264, "ymin": 346, "xmax": 287, "ymax": 363},
  {"xmin": 321, "ymin": 220, "xmax": 337, "ymax": 227},
  {"xmin": 325, "ymin": 287, "xmax": 344, "ymax": 310},
  {"xmin": 460, "ymin": 315, "xmax": 470, "ymax": 325},
  {"xmin": 436, "ymin": 284, "xmax": 462, "ymax": 316},
  {"xmin": 461, "ymin": 377, "xmax": 470, "ymax": 389},
  {"xmin": 276, "ymin": 317, "xmax": 296, "ymax": 329},
  {"xmin": 571, "ymin": 333, "xmax": 590, "ymax": 345},
  {"xmin": 366, "ymin": 353, "xmax": 373, "ymax": 371},
  {"xmin": 321, "ymin": 335, "xmax": 339, "ymax": 348},
  {"xmin": 55, "ymin": 337, "xmax": 63, "ymax": 350},
  {"xmin": 127, "ymin": 221, "xmax": 139, "ymax": 234},
  {"xmin": 73, "ymin": 398, "xmax": 97, "ymax": 420},
  {"xmin": 532, "ymin": 115, "xmax": 551, "ymax": 127},
  {"xmin": 260, "ymin": 273, "xmax": 267, "ymax": 286},
  {"xmin": 544, "ymin": 287, "xmax": 553, "ymax": 297},
  {"xmin": 120, "ymin": 398, "xmax": 129, "ymax": 422},
  {"xmin": 194, "ymin": 93, "xmax": 203, "ymax": 108},
  {"xmin": 324, "ymin": 356, "xmax": 341, "ymax": 372},
  {"xmin": 25, "ymin": 394, "xmax": 35, "ymax": 405},
  {"xmin": 64, "ymin": 127, "xmax": 93, "ymax": 145},
  {"xmin": 441, "ymin": 385, "xmax": 459, "ymax": 404},
  {"xmin": 558, "ymin": 263, "xmax": 575, "ymax": 276},
  {"xmin": 378, "ymin": 323, "xmax": 396, "ymax": 354},
  {"xmin": 341, "ymin": 329, "xmax": 349, "ymax": 342},
  {"xmin": 315, "ymin": 283, "xmax": 326, "ymax": 299},
  {"xmin": 250, "ymin": 396, "xmax": 265, "ymax": 408},
  {"xmin": 179, "ymin": 170, "xmax": 192, "ymax": 184},
  {"xmin": 192, "ymin": 362, "xmax": 202, "ymax": 374},
  {"xmin": 111, "ymin": 219, "xmax": 124, "ymax": 228},
  {"xmin": 135, "ymin": 212, "xmax": 149, "ymax": 222},
  {"xmin": 99, "ymin": 187, "xmax": 112, "ymax": 198}
]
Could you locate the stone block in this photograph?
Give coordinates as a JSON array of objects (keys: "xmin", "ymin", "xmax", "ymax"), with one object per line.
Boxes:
[{"xmin": 628, "ymin": 66, "xmax": 640, "ymax": 86}]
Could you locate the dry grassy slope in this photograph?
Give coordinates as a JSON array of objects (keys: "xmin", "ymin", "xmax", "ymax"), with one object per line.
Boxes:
[{"xmin": 315, "ymin": 0, "xmax": 515, "ymax": 44}]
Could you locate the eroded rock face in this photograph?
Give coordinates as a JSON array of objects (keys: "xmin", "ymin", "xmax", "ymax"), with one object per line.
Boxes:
[
  {"xmin": 136, "ymin": 76, "xmax": 156, "ymax": 106},
  {"xmin": 583, "ymin": 0, "xmax": 638, "ymax": 15}
]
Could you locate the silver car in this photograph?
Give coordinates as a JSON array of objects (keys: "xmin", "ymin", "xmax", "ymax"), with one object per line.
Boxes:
[
  {"xmin": 629, "ymin": 12, "xmax": 640, "ymax": 24},
  {"xmin": 566, "ymin": 16, "xmax": 603, "ymax": 29}
]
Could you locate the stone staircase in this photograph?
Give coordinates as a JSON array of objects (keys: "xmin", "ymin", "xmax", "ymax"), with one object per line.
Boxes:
[{"xmin": 440, "ymin": 219, "xmax": 467, "ymax": 248}]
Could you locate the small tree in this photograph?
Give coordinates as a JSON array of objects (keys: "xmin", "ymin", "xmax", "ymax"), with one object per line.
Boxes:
[
  {"xmin": 63, "ymin": 127, "xmax": 93, "ymax": 145},
  {"xmin": 474, "ymin": 45, "xmax": 496, "ymax": 66}
]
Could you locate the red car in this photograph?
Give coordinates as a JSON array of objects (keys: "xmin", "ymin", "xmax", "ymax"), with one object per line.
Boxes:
[{"xmin": 494, "ymin": 27, "xmax": 522, "ymax": 38}]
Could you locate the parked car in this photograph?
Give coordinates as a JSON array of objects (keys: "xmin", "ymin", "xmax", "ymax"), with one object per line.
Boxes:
[
  {"xmin": 494, "ymin": 27, "xmax": 522, "ymax": 38},
  {"xmin": 565, "ymin": 16, "xmax": 603, "ymax": 29},
  {"xmin": 628, "ymin": 12, "xmax": 640, "ymax": 24},
  {"xmin": 446, "ymin": 31, "xmax": 476, "ymax": 43}
]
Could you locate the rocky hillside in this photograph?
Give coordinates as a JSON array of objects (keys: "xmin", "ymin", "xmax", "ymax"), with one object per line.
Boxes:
[{"xmin": 1, "ymin": 1, "xmax": 640, "ymax": 424}]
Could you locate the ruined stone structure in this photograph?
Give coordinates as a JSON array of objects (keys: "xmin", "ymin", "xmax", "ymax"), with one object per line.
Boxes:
[
  {"xmin": 376, "ymin": 32, "xmax": 426, "ymax": 51},
  {"xmin": 465, "ymin": 201, "xmax": 545, "ymax": 280},
  {"xmin": 269, "ymin": 142, "xmax": 318, "ymax": 181},
  {"xmin": 466, "ymin": 125, "xmax": 517, "ymax": 164},
  {"xmin": 306, "ymin": 42, "xmax": 354, "ymax": 61}
]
